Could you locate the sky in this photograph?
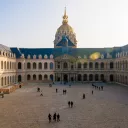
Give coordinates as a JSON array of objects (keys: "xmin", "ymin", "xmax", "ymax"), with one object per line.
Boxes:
[{"xmin": 0, "ymin": 0, "xmax": 128, "ymax": 48}]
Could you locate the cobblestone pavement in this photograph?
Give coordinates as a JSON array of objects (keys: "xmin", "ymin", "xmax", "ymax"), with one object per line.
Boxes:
[{"xmin": 0, "ymin": 83, "xmax": 128, "ymax": 128}]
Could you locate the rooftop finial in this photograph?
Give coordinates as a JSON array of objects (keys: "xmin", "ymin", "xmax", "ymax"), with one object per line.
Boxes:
[
  {"xmin": 62, "ymin": 7, "xmax": 68, "ymax": 24},
  {"xmin": 64, "ymin": 7, "xmax": 66, "ymax": 16}
]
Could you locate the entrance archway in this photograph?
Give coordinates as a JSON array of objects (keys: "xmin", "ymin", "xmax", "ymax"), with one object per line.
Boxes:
[{"xmin": 63, "ymin": 74, "xmax": 68, "ymax": 82}]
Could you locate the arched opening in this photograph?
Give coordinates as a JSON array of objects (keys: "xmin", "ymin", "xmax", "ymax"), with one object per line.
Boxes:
[
  {"xmin": 27, "ymin": 62, "xmax": 31, "ymax": 69},
  {"xmin": 44, "ymin": 74, "xmax": 48, "ymax": 80},
  {"xmin": 125, "ymin": 61, "xmax": 127, "ymax": 69},
  {"xmin": 5, "ymin": 77, "xmax": 6, "ymax": 85},
  {"xmin": 33, "ymin": 74, "xmax": 36, "ymax": 80},
  {"xmin": 8, "ymin": 76, "xmax": 9, "ymax": 84},
  {"xmin": 63, "ymin": 62, "xmax": 68, "ymax": 69},
  {"xmin": 110, "ymin": 62, "xmax": 114, "ymax": 69},
  {"xmin": 33, "ymin": 63, "xmax": 36, "ymax": 69},
  {"xmin": 83, "ymin": 62, "xmax": 87, "ymax": 69},
  {"xmin": 83, "ymin": 74, "xmax": 87, "ymax": 81},
  {"xmin": 89, "ymin": 62, "xmax": 93, "ymax": 69},
  {"xmin": 50, "ymin": 74, "xmax": 53, "ymax": 81},
  {"xmin": 77, "ymin": 74, "xmax": 81, "ymax": 81},
  {"xmin": 63, "ymin": 74, "xmax": 68, "ymax": 82},
  {"xmin": 77, "ymin": 63, "xmax": 81, "ymax": 69},
  {"xmin": 1, "ymin": 77, "xmax": 3, "ymax": 86},
  {"xmin": 1, "ymin": 61, "xmax": 3, "ymax": 69},
  {"xmin": 4, "ymin": 61, "xmax": 6, "ymax": 69},
  {"xmin": 10, "ymin": 62, "xmax": 11, "ymax": 69},
  {"xmin": 38, "ymin": 63, "xmax": 42, "ymax": 69},
  {"xmin": 18, "ymin": 62, "xmax": 22, "ymax": 69},
  {"xmin": 89, "ymin": 74, "xmax": 93, "ymax": 81},
  {"xmin": 101, "ymin": 74, "xmax": 104, "ymax": 81},
  {"xmin": 110, "ymin": 74, "xmax": 114, "ymax": 82},
  {"xmin": 50, "ymin": 62, "xmax": 53, "ymax": 69},
  {"xmin": 7, "ymin": 62, "xmax": 9, "ymax": 69},
  {"xmin": 44, "ymin": 62, "xmax": 48, "ymax": 69},
  {"xmin": 95, "ymin": 62, "xmax": 98, "ymax": 69},
  {"xmin": 18, "ymin": 75, "xmax": 22, "ymax": 82},
  {"xmin": 101, "ymin": 62, "xmax": 104, "ymax": 69},
  {"xmin": 70, "ymin": 62, "xmax": 74, "ymax": 69},
  {"xmin": 95, "ymin": 74, "xmax": 99, "ymax": 81},
  {"xmin": 27, "ymin": 74, "xmax": 31, "ymax": 80},
  {"xmin": 71, "ymin": 77, "xmax": 74, "ymax": 81},
  {"xmin": 10, "ymin": 76, "xmax": 11, "ymax": 83},
  {"xmin": 39, "ymin": 74, "xmax": 42, "ymax": 80}
]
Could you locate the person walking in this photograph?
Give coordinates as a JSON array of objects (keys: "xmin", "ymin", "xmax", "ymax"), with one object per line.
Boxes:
[
  {"xmin": 92, "ymin": 90, "xmax": 93, "ymax": 95},
  {"xmin": 68, "ymin": 101, "xmax": 71, "ymax": 107},
  {"xmin": 71, "ymin": 101, "xmax": 73, "ymax": 108},
  {"xmin": 48, "ymin": 113, "xmax": 52, "ymax": 123},
  {"xmin": 83, "ymin": 93, "xmax": 85, "ymax": 99},
  {"xmin": 53, "ymin": 112, "xmax": 57, "ymax": 122},
  {"xmin": 56, "ymin": 88, "xmax": 58, "ymax": 93},
  {"xmin": 40, "ymin": 93, "xmax": 43, "ymax": 96},
  {"xmin": 57, "ymin": 113, "xmax": 60, "ymax": 122}
]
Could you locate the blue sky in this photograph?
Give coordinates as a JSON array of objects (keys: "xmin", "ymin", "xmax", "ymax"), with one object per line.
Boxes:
[{"xmin": 0, "ymin": 0, "xmax": 128, "ymax": 48}]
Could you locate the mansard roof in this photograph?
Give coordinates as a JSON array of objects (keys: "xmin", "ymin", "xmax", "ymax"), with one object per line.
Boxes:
[
  {"xmin": 0, "ymin": 44, "xmax": 11, "ymax": 52},
  {"xmin": 10, "ymin": 47, "xmax": 117, "ymax": 59}
]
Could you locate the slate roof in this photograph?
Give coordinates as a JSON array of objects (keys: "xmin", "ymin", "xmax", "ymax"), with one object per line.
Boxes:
[
  {"xmin": 10, "ymin": 47, "xmax": 116, "ymax": 59},
  {"xmin": 0, "ymin": 44, "xmax": 11, "ymax": 52}
]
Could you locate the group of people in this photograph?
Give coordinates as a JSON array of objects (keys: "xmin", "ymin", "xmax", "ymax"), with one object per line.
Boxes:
[
  {"xmin": 48, "ymin": 113, "xmax": 60, "ymax": 123},
  {"xmin": 68, "ymin": 101, "xmax": 74, "ymax": 108},
  {"xmin": 92, "ymin": 84, "xmax": 104, "ymax": 90},
  {"xmin": 63, "ymin": 89, "xmax": 67, "ymax": 95}
]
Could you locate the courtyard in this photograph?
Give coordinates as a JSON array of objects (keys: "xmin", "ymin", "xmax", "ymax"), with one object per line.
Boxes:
[{"xmin": 0, "ymin": 83, "xmax": 128, "ymax": 128}]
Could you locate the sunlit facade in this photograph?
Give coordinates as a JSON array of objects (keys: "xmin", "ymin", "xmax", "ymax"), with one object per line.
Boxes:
[{"xmin": 0, "ymin": 9, "xmax": 128, "ymax": 87}]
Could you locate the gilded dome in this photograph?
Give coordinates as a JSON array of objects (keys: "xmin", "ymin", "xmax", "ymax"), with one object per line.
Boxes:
[
  {"xmin": 54, "ymin": 7, "xmax": 77, "ymax": 48},
  {"xmin": 56, "ymin": 24, "xmax": 74, "ymax": 34}
]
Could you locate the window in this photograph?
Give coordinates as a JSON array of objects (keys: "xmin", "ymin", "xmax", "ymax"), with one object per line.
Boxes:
[
  {"xmin": 18, "ymin": 62, "xmax": 22, "ymax": 69},
  {"xmin": 89, "ymin": 62, "xmax": 93, "ymax": 69},
  {"xmin": 44, "ymin": 62, "xmax": 48, "ymax": 69},
  {"xmin": 1, "ymin": 61, "xmax": 3, "ymax": 69},
  {"xmin": 27, "ymin": 62, "xmax": 31, "ymax": 69},
  {"xmin": 83, "ymin": 63, "xmax": 87, "ymax": 69},
  {"xmin": 101, "ymin": 62, "xmax": 104, "ymax": 69},
  {"xmin": 27, "ymin": 75, "xmax": 31, "ymax": 80},
  {"xmin": 110, "ymin": 62, "xmax": 114, "ymax": 69},
  {"xmin": 33, "ymin": 62, "xmax": 36, "ymax": 69},
  {"xmin": 63, "ymin": 62, "xmax": 68, "ymax": 69},
  {"xmin": 38, "ymin": 62, "xmax": 42, "ymax": 69},
  {"xmin": 77, "ymin": 63, "xmax": 81, "ymax": 69},
  {"xmin": 18, "ymin": 75, "xmax": 22, "ymax": 82},
  {"xmin": 50, "ymin": 62, "xmax": 53, "ymax": 69},
  {"xmin": 95, "ymin": 62, "xmax": 98, "ymax": 69}
]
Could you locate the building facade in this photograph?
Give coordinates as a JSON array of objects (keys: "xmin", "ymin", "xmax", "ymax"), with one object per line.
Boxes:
[{"xmin": 0, "ymin": 9, "xmax": 128, "ymax": 87}]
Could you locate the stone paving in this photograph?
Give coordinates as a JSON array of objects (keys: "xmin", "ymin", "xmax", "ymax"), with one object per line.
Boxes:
[{"xmin": 0, "ymin": 83, "xmax": 128, "ymax": 128}]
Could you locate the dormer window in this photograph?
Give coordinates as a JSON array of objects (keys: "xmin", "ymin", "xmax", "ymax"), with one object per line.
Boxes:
[
  {"xmin": 101, "ymin": 54, "xmax": 104, "ymax": 59},
  {"xmin": 50, "ymin": 54, "xmax": 53, "ymax": 59},
  {"xmin": 33, "ymin": 55, "xmax": 36, "ymax": 59},
  {"xmin": 27, "ymin": 55, "xmax": 31, "ymax": 59},
  {"xmin": 78, "ymin": 56, "xmax": 81, "ymax": 59},
  {"xmin": 38, "ymin": 55, "xmax": 42, "ymax": 59},
  {"xmin": 84, "ymin": 55, "xmax": 87, "ymax": 59},
  {"xmin": 44, "ymin": 54, "xmax": 48, "ymax": 59}
]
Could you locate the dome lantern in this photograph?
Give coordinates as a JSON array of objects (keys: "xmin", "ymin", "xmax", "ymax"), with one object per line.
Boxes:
[{"xmin": 62, "ymin": 7, "xmax": 68, "ymax": 25}]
